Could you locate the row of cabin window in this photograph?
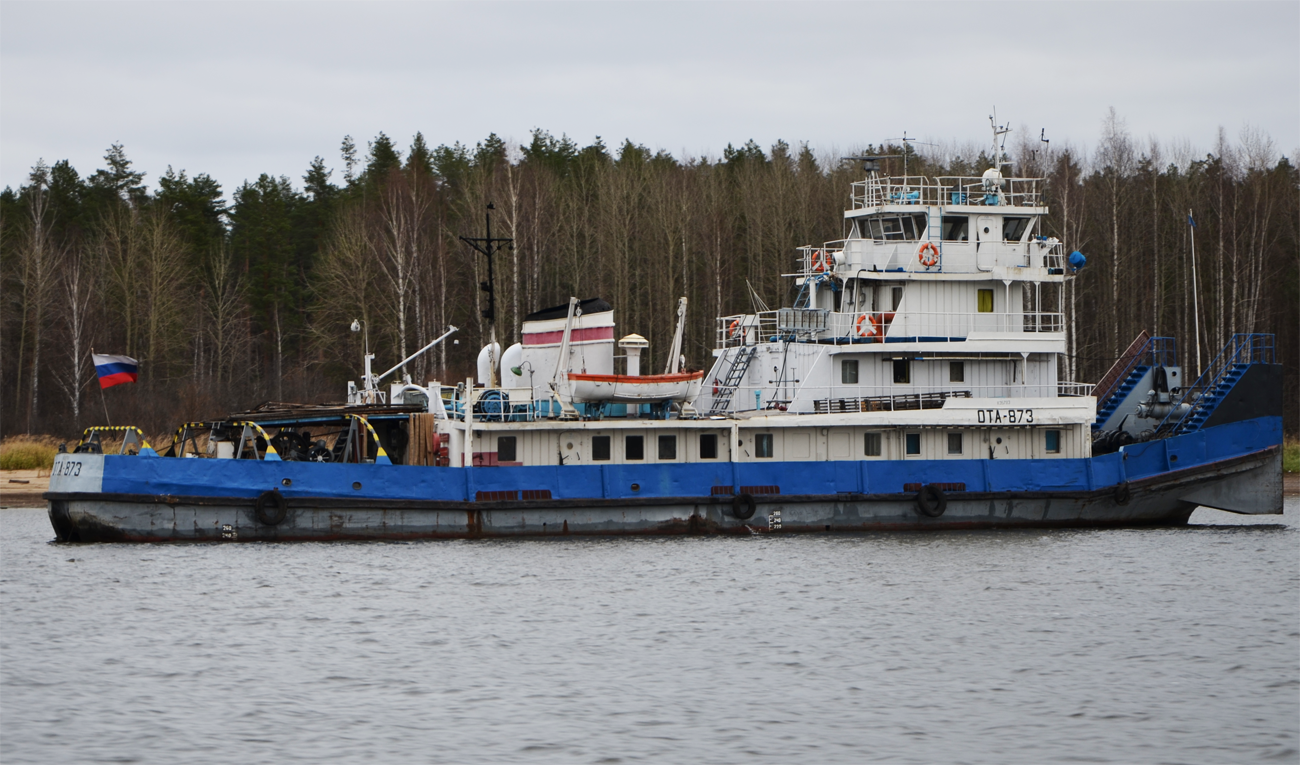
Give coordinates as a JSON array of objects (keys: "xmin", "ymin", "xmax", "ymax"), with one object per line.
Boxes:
[
  {"xmin": 842, "ymin": 359, "xmax": 970, "ymax": 385},
  {"xmin": 497, "ymin": 429, "xmax": 1062, "ymax": 463},
  {"xmin": 497, "ymin": 433, "xmax": 720, "ymax": 463},
  {"xmin": 854, "ymin": 215, "xmax": 1031, "ymax": 243},
  {"xmin": 879, "ymin": 430, "xmax": 1061, "ymax": 457}
]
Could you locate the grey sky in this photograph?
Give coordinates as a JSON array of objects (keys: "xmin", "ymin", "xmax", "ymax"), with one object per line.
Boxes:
[{"xmin": 3, "ymin": 1, "xmax": 1297, "ymax": 196}]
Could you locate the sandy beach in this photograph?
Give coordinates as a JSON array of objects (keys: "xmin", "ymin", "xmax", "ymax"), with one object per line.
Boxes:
[{"xmin": 1, "ymin": 470, "xmax": 49, "ymax": 508}]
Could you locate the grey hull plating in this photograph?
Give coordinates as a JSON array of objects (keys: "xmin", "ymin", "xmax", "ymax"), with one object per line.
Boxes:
[{"xmin": 47, "ymin": 448, "xmax": 1280, "ymax": 543}]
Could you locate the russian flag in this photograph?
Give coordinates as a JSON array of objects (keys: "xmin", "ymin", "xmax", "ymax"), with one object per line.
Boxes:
[{"xmin": 93, "ymin": 353, "xmax": 139, "ymax": 389}]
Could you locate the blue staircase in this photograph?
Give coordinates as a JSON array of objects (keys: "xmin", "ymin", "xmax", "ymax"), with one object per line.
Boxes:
[
  {"xmin": 1176, "ymin": 364, "xmax": 1247, "ymax": 433},
  {"xmin": 1093, "ymin": 365, "xmax": 1150, "ymax": 431},
  {"xmin": 1156, "ymin": 333, "xmax": 1275, "ymax": 436}
]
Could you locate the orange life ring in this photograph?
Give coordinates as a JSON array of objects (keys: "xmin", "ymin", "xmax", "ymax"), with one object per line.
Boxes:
[
  {"xmin": 811, "ymin": 249, "xmax": 832, "ymax": 273},
  {"xmin": 854, "ymin": 313, "xmax": 875, "ymax": 338},
  {"xmin": 918, "ymin": 241, "xmax": 939, "ymax": 268},
  {"xmin": 728, "ymin": 319, "xmax": 741, "ymax": 339}
]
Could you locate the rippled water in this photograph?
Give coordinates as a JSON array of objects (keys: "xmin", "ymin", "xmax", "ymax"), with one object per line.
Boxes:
[{"xmin": 2, "ymin": 501, "xmax": 1297, "ymax": 764}]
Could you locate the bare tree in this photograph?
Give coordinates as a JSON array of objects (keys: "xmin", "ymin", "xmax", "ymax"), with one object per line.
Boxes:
[
  {"xmin": 138, "ymin": 208, "xmax": 191, "ymax": 384},
  {"xmin": 52, "ymin": 242, "xmax": 95, "ymax": 430},
  {"xmin": 202, "ymin": 242, "xmax": 249, "ymax": 389},
  {"xmin": 16, "ymin": 162, "xmax": 60, "ymax": 432},
  {"xmin": 1096, "ymin": 108, "xmax": 1135, "ymax": 355}
]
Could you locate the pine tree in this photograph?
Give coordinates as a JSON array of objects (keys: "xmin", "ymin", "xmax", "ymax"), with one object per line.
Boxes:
[
  {"xmin": 365, "ymin": 132, "xmax": 402, "ymax": 181},
  {"xmin": 407, "ymin": 133, "xmax": 434, "ymax": 176}
]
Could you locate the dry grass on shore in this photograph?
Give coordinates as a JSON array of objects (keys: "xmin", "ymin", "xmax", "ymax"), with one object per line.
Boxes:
[
  {"xmin": 0, "ymin": 436, "xmax": 63, "ymax": 471},
  {"xmin": 1285, "ymin": 438, "xmax": 1300, "ymax": 474}
]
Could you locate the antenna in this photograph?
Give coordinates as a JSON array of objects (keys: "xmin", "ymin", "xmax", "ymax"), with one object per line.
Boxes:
[
  {"xmin": 843, "ymin": 154, "xmax": 902, "ymax": 176},
  {"xmin": 884, "ymin": 131, "xmax": 937, "ymax": 178},
  {"xmin": 988, "ymin": 110, "xmax": 1012, "ymax": 173},
  {"xmin": 1030, "ymin": 128, "xmax": 1051, "ymax": 164},
  {"xmin": 459, "ymin": 203, "xmax": 513, "ymax": 387}
]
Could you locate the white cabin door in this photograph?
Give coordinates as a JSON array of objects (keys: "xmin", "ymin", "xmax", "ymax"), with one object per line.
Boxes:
[
  {"xmin": 559, "ymin": 431, "xmax": 583, "ymax": 465},
  {"xmin": 976, "ymin": 215, "xmax": 1000, "ymax": 270}
]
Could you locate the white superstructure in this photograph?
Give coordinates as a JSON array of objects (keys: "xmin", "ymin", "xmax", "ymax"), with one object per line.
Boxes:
[{"xmin": 702, "ymin": 131, "xmax": 1085, "ymax": 425}]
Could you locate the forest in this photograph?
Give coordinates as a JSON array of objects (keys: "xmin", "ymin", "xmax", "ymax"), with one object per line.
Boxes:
[{"xmin": 2, "ymin": 112, "xmax": 1297, "ymax": 438}]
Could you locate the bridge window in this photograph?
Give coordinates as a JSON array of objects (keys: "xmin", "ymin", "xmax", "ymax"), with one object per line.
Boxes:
[
  {"xmin": 700, "ymin": 434, "xmax": 718, "ymax": 459},
  {"xmin": 977, "ymin": 289, "xmax": 994, "ymax": 313},
  {"xmin": 1045, "ymin": 430, "xmax": 1060, "ymax": 454},
  {"xmin": 497, "ymin": 436, "xmax": 517, "ymax": 463},
  {"xmin": 658, "ymin": 435, "xmax": 677, "ymax": 460},
  {"xmin": 1003, "ymin": 217, "xmax": 1030, "ymax": 241},
  {"xmin": 905, "ymin": 433, "xmax": 921, "ymax": 455},
  {"xmin": 942, "ymin": 216, "xmax": 969, "ymax": 241},
  {"xmin": 863, "ymin": 214, "xmax": 928, "ymax": 242},
  {"xmin": 864, "ymin": 432, "xmax": 882, "ymax": 456},
  {"xmin": 950, "ymin": 361, "xmax": 965, "ymax": 382},
  {"xmin": 625, "ymin": 435, "xmax": 644, "ymax": 461},
  {"xmin": 755, "ymin": 433, "xmax": 774, "ymax": 458},
  {"xmin": 592, "ymin": 436, "xmax": 611, "ymax": 461},
  {"xmin": 841, "ymin": 359, "xmax": 859, "ymax": 384}
]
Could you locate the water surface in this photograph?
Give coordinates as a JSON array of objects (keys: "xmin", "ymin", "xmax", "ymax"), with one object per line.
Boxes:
[{"xmin": 2, "ymin": 502, "xmax": 1297, "ymax": 764}]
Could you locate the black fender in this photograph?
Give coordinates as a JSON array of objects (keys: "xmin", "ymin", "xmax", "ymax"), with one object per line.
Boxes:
[
  {"xmin": 254, "ymin": 490, "xmax": 288, "ymax": 526},
  {"xmin": 916, "ymin": 484, "xmax": 947, "ymax": 517},
  {"xmin": 731, "ymin": 493, "xmax": 757, "ymax": 520}
]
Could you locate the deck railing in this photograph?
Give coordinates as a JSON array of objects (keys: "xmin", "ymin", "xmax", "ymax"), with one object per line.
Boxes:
[
  {"xmin": 716, "ymin": 310, "xmax": 1064, "ymax": 348},
  {"xmin": 851, "ymin": 175, "xmax": 1044, "ymax": 209},
  {"xmin": 1057, "ymin": 381, "xmax": 1096, "ymax": 398},
  {"xmin": 703, "ymin": 382, "xmax": 1089, "ymax": 415}
]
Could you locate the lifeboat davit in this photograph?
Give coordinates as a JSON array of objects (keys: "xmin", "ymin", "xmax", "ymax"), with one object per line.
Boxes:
[{"xmin": 566, "ymin": 371, "xmax": 704, "ymax": 404}]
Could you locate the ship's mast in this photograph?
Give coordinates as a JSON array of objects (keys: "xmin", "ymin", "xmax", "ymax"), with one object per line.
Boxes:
[
  {"xmin": 989, "ymin": 111, "xmax": 1012, "ymax": 175},
  {"xmin": 460, "ymin": 203, "xmax": 513, "ymax": 388}
]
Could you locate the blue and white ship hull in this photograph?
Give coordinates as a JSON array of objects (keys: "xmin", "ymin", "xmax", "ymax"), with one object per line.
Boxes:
[{"xmin": 47, "ymin": 417, "xmax": 1282, "ymax": 542}]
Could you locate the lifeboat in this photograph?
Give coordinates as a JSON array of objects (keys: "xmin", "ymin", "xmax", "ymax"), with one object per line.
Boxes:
[{"xmin": 566, "ymin": 370, "xmax": 704, "ymax": 404}]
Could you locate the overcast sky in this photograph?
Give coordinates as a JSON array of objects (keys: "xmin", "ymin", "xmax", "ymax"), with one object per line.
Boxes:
[{"xmin": 2, "ymin": 1, "xmax": 1297, "ymax": 196}]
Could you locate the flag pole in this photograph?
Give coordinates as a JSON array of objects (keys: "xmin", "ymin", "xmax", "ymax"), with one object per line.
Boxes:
[
  {"xmin": 92, "ymin": 347, "xmax": 112, "ymax": 426},
  {"xmin": 1188, "ymin": 210, "xmax": 1202, "ymax": 379}
]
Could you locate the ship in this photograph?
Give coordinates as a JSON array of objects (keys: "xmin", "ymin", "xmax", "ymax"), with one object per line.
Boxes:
[{"xmin": 46, "ymin": 122, "xmax": 1283, "ymax": 542}]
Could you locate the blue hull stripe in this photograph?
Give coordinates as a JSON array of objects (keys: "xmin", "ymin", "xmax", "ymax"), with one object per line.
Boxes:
[{"xmin": 97, "ymin": 417, "xmax": 1281, "ymax": 502}]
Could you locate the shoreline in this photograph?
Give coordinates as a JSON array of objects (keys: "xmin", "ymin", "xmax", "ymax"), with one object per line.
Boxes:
[{"xmin": 1, "ymin": 469, "xmax": 49, "ymax": 508}]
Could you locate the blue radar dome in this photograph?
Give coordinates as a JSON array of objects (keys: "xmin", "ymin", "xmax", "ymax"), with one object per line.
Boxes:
[{"xmin": 1068, "ymin": 251, "xmax": 1087, "ymax": 271}]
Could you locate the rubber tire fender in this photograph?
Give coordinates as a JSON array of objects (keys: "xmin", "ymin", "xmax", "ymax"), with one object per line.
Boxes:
[
  {"xmin": 731, "ymin": 492, "xmax": 757, "ymax": 521},
  {"xmin": 915, "ymin": 484, "xmax": 947, "ymax": 518},
  {"xmin": 1113, "ymin": 482, "xmax": 1132, "ymax": 506},
  {"xmin": 255, "ymin": 489, "xmax": 288, "ymax": 526}
]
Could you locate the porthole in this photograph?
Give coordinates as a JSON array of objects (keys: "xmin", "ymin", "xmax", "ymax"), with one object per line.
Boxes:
[
  {"xmin": 281, "ymin": 478, "xmax": 292, "ymax": 487},
  {"xmin": 630, "ymin": 483, "xmax": 640, "ymax": 491},
  {"xmin": 352, "ymin": 481, "xmax": 362, "ymax": 490},
  {"xmin": 566, "ymin": 442, "xmax": 573, "ymax": 450}
]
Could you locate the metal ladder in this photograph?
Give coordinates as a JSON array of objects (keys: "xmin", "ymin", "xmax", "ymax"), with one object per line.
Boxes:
[
  {"xmin": 710, "ymin": 345, "xmax": 757, "ymax": 414},
  {"xmin": 927, "ymin": 208, "xmax": 942, "ymax": 264}
]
